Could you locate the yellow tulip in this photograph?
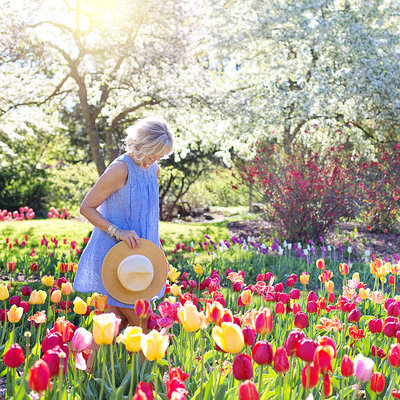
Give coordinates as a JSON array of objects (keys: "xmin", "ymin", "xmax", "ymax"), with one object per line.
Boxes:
[
  {"xmin": 36, "ymin": 290, "xmax": 47, "ymax": 305},
  {"xmin": 93, "ymin": 313, "xmax": 115, "ymax": 345},
  {"xmin": 141, "ymin": 330, "xmax": 169, "ymax": 361},
  {"xmin": 41, "ymin": 275, "xmax": 55, "ymax": 287},
  {"xmin": 177, "ymin": 301, "xmax": 203, "ymax": 332},
  {"xmin": 29, "ymin": 290, "xmax": 46, "ymax": 305},
  {"xmin": 61, "ymin": 282, "xmax": 73, "ymax": 296},
  {"xmin": 7, "ymin": 304, "xmax": 23, "ymax": 323},
  {"xmin": 358, "ymin": 288, "xmax": 371, "ymax": 300},
  {"xmin": 168, "ymin": 266, "xmax": 180, "ymax": 282},
  {"xmin": 352, "ymin": 273, "xmax": 360, "ymax": 282},
  {"xmin": 0, "ymin": 283, "xmax": 9, "ymax": 301},
  {"xmin": 170, "ymin": 284, "xmax": 182, "ymax": 297},
  {"xmin": 117, "ymin": 326, "xmax": 143, "ymax": 352},
  {"xmin": 50, "ymin": 289, "xmax": 62, "ymax": 304},
  {"xmin": 73, "ymin": 296, "xmax": 87, "ymax": 315},
  {"xmin": 212, "ymin": 322, "xmax": 244, "ymax": 354},
  {"xmin": 193, "ymin": 263, "xmax": 203, "ymax": 275},
  {"xmin": 325, "ymin": 280, "xmax": 334, "ymax": 293},
  {"xmin": 300, "ymin": 272, "xmax": 309, "ymax": 285},
  {"xmin": 167, "ymin": 296, "xmax": 176, "ymax": 303},
  {"xmin": 87, "ymin": 293, "xmax": 108, "ymax": 312}
]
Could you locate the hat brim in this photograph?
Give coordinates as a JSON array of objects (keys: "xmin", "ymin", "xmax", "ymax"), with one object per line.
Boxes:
[{"xmin": 102, "ymin": 239, "xmax": 168, "ymax": 304}]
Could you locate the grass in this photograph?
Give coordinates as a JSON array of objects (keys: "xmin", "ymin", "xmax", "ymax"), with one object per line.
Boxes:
[{"xmin": 0, "ymin": 218, "xmax": 230, "ymax": 253}]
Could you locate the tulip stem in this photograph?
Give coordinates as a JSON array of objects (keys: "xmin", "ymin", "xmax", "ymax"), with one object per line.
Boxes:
[
  {"xmin": 110, "ymin": 343, "xmax": 116, "ymax": 394},
  {"xmin": 128, "ymin": 353, "xmax": 135, "ymax": 400},
  {"xmin": 306, "ymin": 363, "xmax": 310, "ymax": 392},
  {"xmin": 0, "ymin": 300, "xmax": 8, "ymax": 346},
  {"xmin": 99, "ymin": 346, "xmax": 106, "ymax": 400},
  {"xmin": 258, "ymin": 364, "xmax": 264, "ymax": 395},
  {"xmin": 71, "ymin": 354, "xmax": 77, "ymax": 400},
  {"xmin": 217, "ymin": 352, "xmax": 226, "ymax": 386},
  {"xmin": 199, "ymin": 330, "xmax": 206, "ymax": 400},
  {"xmin": 58, "ymin": 355, "xmax": 64, "ymax": 400}
]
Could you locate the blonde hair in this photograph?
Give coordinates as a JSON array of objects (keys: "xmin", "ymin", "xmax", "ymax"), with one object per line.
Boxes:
[{"xmin": 125, "ymin": 117, "xmax": 174, "ymax": 164}]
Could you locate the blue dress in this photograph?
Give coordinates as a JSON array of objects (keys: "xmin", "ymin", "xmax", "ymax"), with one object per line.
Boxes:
[{"xmin": 73, "ymin": 153, "xmax": 166, "ymax": 308}]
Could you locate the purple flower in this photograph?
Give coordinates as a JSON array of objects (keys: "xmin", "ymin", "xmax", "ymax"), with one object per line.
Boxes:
[
  {"xmin": 204, "ymin": 235, "xmax": 211, "ymax": 239},
  {"xmin": 320, "ymin": 236, "xmax": 324, "ymax": 244},
  {"xmin": 308, "ymin": 239, "xmax": 315, "ymax": 246}
]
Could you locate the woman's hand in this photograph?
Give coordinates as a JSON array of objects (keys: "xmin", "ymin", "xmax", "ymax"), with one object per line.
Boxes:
[{"xmin": 119, "ymin": 229, "xmax": 141, "ymax": 249}]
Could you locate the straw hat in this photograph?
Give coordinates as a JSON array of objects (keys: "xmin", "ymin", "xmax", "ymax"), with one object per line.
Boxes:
[{"xmin": 102, "ymin": 239, "xmax": 169, "ymax": 304}]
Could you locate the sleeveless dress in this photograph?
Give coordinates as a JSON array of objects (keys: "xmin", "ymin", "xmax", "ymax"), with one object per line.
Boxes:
[{"xmin": 73, "ymin": 153, "xmax": 166, "ymax": 308}]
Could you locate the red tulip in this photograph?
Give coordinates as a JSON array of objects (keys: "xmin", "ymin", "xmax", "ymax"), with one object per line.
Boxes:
[
  {"xmin": 284, "ymin": 329, "xmax": 305, "ymax": 357},
  {"xmin": 238, "ymin": 380, "xmax": 259, "ymax": 400},
  {"xmin": 348, "ymin": 309, "xmax": 361, "ymax": 323},
  {"xmin": 233, "ymin": 282, "xmax": 242, "ymax": 292},
  {"xmin": 3, "ymin": 343, "xmax": 24, "ymax": 368},
  {"xmin": 42, "ymin": 331, "xmax": 63, "ymax": 353},
  {"xmin": 370, "ymin": 372, "xmax": 385, "ymax": 393},
  {"xmin": 19, "ymin": 301, "xmax": 30, "ymax": 313},
  {"xmin": 132, "ymin": 381, "xmax": 154, "ymax": 400},
  {"xmin": 21, "ymin": 286, "xmax": 32, "ymax": 297},
  {"xmin": 252, "ymin": 340, "xmax": 273, "ymax": 365},
  {"xmin": 323, "ymin": 373, "xmax": 332, "ymax": 396},
  {"xmin": 289, "ymin": 289, "xmax": 300, "ymax": 300},
  {"xmin": 389, "ymin": 344, "xmax": 400, "ymax": 368},
  {"xmin": 232, "ymin": 353, "xmax": 253, "ymax": 380},
  {"xmin": 294, "ymin": 312, "xmax": 308, "ymax": 329},
  {"xmin": 389, "ymin": 275, "xmax": 395, "ymax": 286},
  {"xmin": 273, "ymin": 347, "xmax": 289, "ymax": 374},
  {"xmin": 340, "ymin": 355, "xmax": 353, "ymax": 377},
  {"xmin": 297, "ymin": 339, "xmax": 317, "ymax": 363},
  {"xmin": 274, "ymin": 283, "xmax": 284, "ymax": 292},
  {"xmin": 327, "ymin": 292, "xmax": 335, "ymax": 303},
  {"xmin": 307, "ymin": 291, "xmax": 318, "ymax": 302},
  {"xmin": 9, "ymin": 295, "xmax": 21, "ymax": 307},
  {"xmin": 388, "ymin": 302, "xmax": 400, "ymax": 318},
  {"xmin": 306, "ymin": 301, "xmax": 318, "ymax": 314},
  {"xmin": 242, "ymin": 327, "xmax": 256, "ymax": 346},
  {"xmin": 275, "ymin": 302, "xmax": 285, "ymax": 314},
  {"xmin": 314, "ymin": 345, "xmax": 335, "ymax": 374},
  {"xmin": 368, "ymin": 319, "xmax": 383, "ymax": 334},
  {"xmin": 292, "ymin": 303, "xmax": 301, "ymax": 314},
  {"xmin": 42, "ymin": 345, "xmax": 68, "ymax": 377},
  {"xmin": 28, "ymin": 359, "xmax": 51, "ymax": 392},
  {"xmin": 255, "ymin": 308, "xmax": 273, "ymax": 336},
  {"xmin": 301, "ymin": 364, "xmax": 318, "ymax": 388}
]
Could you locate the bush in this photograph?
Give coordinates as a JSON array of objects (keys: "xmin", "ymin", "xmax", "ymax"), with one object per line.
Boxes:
[
  {"xmin": 359, "ymin": 141, "xmax": 400, "ymax": 233},
  {"xmin": 240, "ymin": 142, "xmax": 362, "ymax": 242},
  {"xmin": 0, "ymin": 135, "xmax": 51, "ymax": 213}
]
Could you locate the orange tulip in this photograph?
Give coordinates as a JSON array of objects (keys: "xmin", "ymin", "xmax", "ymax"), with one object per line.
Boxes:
[
  {"xmin": 300, "ymin": 272, "xmax": 310, "ymax": 285},
  {"xmin": 339, "ymin": 263, "xmax": 349, "ymax": 275},
  {"xmin": 206, "ymin": 301, "xmax": 224, "ymax": 324}
]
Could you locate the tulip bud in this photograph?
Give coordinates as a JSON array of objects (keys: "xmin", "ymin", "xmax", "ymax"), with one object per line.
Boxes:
[
  {"xmin": 9, "ymin": 295, "xmax": 21, "ymax": 307},
  {"xmin": 327, "ymin": 292, "xmax": 335, "ymax": 303},
  {"xmin": 284, "ymin": 329, "xmax": 305, "ymax": 357},
  {"xmin": 238, "ymin": 380, "xmax": 260, "ymax": 400},
  {"xmin": 232, "ymin": 353, "xmax": 253, "ymax": 380},
  {"xmin": 73, "ymin": 296, "xmax": 87, "ymax": 315},
  {"xmin": 7, "ymin": 304, "xmax": 23, "ymax": 323},
  {"xmin": 370, "ymin": 372, "xmax": 385, "ymax": 393},
  {"xmin": 273, "ymin": 347, "xmax": 289, "ymax": 374},
  {"xmin": 301, "ymin": 364, "xmax": 318, "ymax": 389},
  {"xmin": 252, "ymin": 340, "xmax": 273, "ymax": 365},
  {"xmin": 389, "ymin": 344, "xmax": 400, "ymax": 368},
  {"xmin": 19, "ymin": 301, "xmax": 29, "ymax": 314},
  {"xmin": 3, "ymin": 343, "xmax": 24, "ymax": 368},
  {"xmin": 132, "ymin": 381, "xmax": 154, "ymax": 400},
  {"xmin": 0, "ymin": 284, "xmax": 9, "ymax": 301},
  {"xmin": 316, "ymin": 258, "xmax": 325, "ymax": 270},
  {"xmin": 28, "ymin": 359, "xmax": 51, "ymax": 392},
  {"xmin": 293, "ymin": 312, "xmax": 308, "ymax": 330}
]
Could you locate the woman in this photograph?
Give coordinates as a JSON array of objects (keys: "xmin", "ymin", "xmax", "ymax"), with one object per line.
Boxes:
[{"xmin": 73, "ymin": 117, "xmax": 174, "ymax": 331}]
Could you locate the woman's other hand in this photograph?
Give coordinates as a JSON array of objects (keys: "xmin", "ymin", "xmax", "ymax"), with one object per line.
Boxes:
[{"xmin": 119, "ymin": 229, "xmax": 141, "ymax": 249}]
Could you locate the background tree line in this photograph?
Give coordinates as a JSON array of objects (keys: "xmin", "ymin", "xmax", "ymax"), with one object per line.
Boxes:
[{"xmin": 1, "ymin": 0, "xmax": 399, "ymax": 238}]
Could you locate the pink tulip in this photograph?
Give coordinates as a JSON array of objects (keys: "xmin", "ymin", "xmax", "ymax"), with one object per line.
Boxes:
[
  {"xmin": 71, "ymin": 327, "xmax": 93, "ymax": 352},
  {"xmin": 354, "ymin": 354, "xmax": 374, "ymax": 382}
]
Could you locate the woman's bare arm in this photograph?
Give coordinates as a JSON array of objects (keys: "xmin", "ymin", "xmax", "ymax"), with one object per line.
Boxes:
[{"xmin": 80, "ymin": 162, "xmax": 141, "ymax": 249}]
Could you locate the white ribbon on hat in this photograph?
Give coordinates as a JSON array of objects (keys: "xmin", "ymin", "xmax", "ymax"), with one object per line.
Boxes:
[{"xmin": 117, "ymin": 254, "xmax": 154, "ymax": 291}]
